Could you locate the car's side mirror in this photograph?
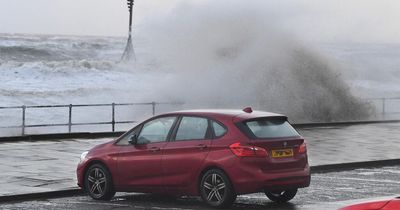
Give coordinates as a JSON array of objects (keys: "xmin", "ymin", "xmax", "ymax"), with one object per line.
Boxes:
[{"xmin": 128, "ymin": 134, "xmax": 138, "ymax": 145}]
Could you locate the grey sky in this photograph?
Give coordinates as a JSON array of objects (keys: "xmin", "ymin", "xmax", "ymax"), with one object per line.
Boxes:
[
  {"xmin": 0, "ymin": 0, "xmax": 180, "ymax": 37},
  {"xmin": 0, "ymin": 0, "xmax": 399, "ymax": 43}
]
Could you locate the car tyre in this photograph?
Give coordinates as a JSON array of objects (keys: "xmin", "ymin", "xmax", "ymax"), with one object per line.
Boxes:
[
  {"xmin": 84, "ymin": 164, "xmax": 115, "ymax": 200},
  {"xmin": 200, "ymin": 169, "xmax": 236, "ymax": 208},
  {"xmin": 265, "ymin": 189, "xmax": 298, "ymax": 203}
]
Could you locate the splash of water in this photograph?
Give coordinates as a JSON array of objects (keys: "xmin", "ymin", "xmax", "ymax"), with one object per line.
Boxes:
[{"xmin": 138, "ymin": 0, "xmax": 372, "ymax": 122}]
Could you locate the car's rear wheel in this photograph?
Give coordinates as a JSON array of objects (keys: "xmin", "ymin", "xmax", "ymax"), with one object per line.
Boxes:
[
  {"xmin": 265, "ymin": 189, "xmax": 297, "ymax": 203},
  {"xmin": 84, "ymin": 164, "xmax": 115, "ymax": 200},
  {"xmin": 200, "ymin": 169, "xmax": 236, "ymax": 208}
]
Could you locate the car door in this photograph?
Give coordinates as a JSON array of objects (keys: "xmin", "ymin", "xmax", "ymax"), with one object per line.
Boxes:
[
  {"xmin": 116, "ymin": 116, "xmax": 177, "ymax": 191},
  {"xmin": 162, "ymin": 116, "xmax": 212, "ymax": 189}
]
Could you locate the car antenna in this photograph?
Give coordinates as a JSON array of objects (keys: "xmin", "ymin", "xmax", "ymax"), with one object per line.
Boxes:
[
  {"xmin": 121, "ymin": 0, "xmax": 136, "ymax": 62},
  {"xmin": 243, "ymin": 107, "xmax": 253, "ymax": 113}
]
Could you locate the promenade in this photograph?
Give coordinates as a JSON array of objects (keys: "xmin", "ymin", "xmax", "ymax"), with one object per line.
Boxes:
[{"xmin": 1, "ymin": 122, "xmax": 399, "ymax": 197}]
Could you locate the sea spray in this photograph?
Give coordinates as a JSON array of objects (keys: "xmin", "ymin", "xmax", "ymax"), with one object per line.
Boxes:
[
  {"xmin": 0, "ymin": 1, "xmax": 377, "ymax": 136},
  {"xmin": 139, "ymin": 0, "xmax": 372, "ymax": 122}
]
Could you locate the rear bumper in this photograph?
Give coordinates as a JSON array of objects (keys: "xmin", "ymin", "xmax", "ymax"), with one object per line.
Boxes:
[
  {"xmin": 263, "ymin": 174, "xmax": 310, "ymax": 191},
  {"xmin": 227, "ymin": 163, "xmax": 311, "ymax": 194}
]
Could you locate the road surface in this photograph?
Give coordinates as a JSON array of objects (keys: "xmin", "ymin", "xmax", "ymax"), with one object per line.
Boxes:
[{"xmin": 2, "ymin": 166, "xmax": 400, "ymax": 210}]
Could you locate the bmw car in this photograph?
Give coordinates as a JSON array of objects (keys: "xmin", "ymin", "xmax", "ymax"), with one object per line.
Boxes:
[
  {"xmin": 340, "ymin": 197, "xmax": 400, "ymax": 210},
  {"xmin": 77, "ymin": 108, "xmax": 310, "ymax": 207}
]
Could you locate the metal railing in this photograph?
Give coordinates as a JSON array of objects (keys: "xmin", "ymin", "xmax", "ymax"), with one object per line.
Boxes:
[
  {"xmin": 0, "ymin": 102, "xmax": 182, "ymax": 136},
  {"xmin": 1, "ymin": 97, "xmax": 400, "ymax": 137},
  {"xmin": 366, "ymin": 97, "xmax": 400, "ymax": 115}
]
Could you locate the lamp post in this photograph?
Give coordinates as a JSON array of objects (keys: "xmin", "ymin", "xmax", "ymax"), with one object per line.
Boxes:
[{"xmin": 121, "ymin": 0, "xmax": 136, "ymax": 62}]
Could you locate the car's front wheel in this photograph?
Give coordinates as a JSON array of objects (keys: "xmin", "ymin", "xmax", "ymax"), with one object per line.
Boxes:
[
  {"xmin": 265, "ymin": 189, "xmax": 298, "ymax": 203},
  {"xmin": 200, "ymin": 169, "xmax": 237, "ymax": 208},
  {"xmin": 84, "ymin": 164, "xmax": 115, "ymax": 200}
]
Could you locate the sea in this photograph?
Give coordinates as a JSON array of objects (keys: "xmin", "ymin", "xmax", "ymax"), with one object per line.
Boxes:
[{"xmin": 1, "ymin": 33, "xmax": 399, "ymax": 136}]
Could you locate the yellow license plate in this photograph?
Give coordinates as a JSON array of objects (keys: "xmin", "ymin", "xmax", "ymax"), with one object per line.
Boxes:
[{"xmin": 271, "ymin": 149, "xmax": 294, "ymax": 158}]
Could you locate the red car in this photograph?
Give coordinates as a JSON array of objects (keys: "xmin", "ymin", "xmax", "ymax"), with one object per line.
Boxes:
[
  {"xmin": 340, "ymin": 198, "xmax": 400, "ymax": 210},
  {"xmin": 76, "ymin": 108, "xmax": 310, "ymax": 207}
]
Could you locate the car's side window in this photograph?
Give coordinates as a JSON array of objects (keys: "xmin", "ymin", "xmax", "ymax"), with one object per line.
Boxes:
[
  {"xmin": 116, "ymin": 125, "xmax": 141, "ymax": 146},
  {"xmin": 137, "ymin": 116, "xmax": 176, "ymax": 144},
  {"xmin": 212, "ymin": 121, "xmax": 227, "ymax": 138},
  {"xmin": 175, "ymin": 116, "xmax": 209, "ymax": 141}
]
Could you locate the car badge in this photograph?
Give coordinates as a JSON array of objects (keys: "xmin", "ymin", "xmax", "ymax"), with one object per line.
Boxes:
[{"xmin": 283, "ymin": 142, "xmax": 288, "ymax": 147}]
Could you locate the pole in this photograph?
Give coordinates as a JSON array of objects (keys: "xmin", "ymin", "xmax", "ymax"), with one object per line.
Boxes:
[
  {"xmin": 112, "ymin": 103, "xmax": 116, "ymax": 132},
  {"xmin": 121, "ymin": 0, "xmax": 136, "ymax": 61},
  {"xmin": 382, "ymin": 98, "xmax": 386, "ymax": 115},
  {"xmin": 128, "ymin": 0, "xmax": 133, "ymax": 34},
  {"xmin": 22, "ymin": 106, "xmax": 26, "ymax": 136},
  {"xmin": 68, "ymin": 104, "xmax": 72, "ymax": 133},
  {"xmin": 152, "ymin": 102, "xmax": 156, "ymax": 116}
]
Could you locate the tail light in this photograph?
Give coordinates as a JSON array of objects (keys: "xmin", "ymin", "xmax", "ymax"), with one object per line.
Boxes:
[
  {"xmin": 229, "ymin": 143, "xmax": 268, "ymax": 157},
  {"xmin": 298, "ymin": 142, "xmax": 307, "ymax": 154}
]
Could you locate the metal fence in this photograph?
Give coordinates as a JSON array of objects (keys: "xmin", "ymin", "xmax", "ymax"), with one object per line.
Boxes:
[
  {"xmin": 1, "ymin": 97, "xmax": 400, "ymax": 137},
  {"xmin": 366, "ymin": 97, "xmax": 400, "ymax": 114},
  {"xmin": 0, "ymin": 102, "xmax": 182, "ymax": 136}
]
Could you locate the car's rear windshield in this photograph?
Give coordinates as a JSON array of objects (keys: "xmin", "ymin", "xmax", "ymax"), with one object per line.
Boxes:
[{"xmin": 244, "ymin": 118, "xmax": 300, "ymax": 139}]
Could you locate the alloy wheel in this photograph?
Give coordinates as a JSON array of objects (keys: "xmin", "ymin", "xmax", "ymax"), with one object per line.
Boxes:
[
  {"xmin": 84, "ymin": 164, "xmax": 115, "ymax": 200},
  {"xmin": 87, "ymin": 167, "xmax": 107, "ymax": 198},
  {"xmin": 200, "ymin": 169, "xmax": 236, "ymax": 207},
  {"xmin": 203, "ymin": 173, "xmax": 226, "ymax": 203}
]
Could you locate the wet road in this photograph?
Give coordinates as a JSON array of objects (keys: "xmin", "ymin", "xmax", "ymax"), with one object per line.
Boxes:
[
  {"xmin": 2, "ymin": 166, "xmax": 400, "ymax": 210},
  {"xmin": 1, "ymin": 122, "xmax": 400, "ymax": 196}
]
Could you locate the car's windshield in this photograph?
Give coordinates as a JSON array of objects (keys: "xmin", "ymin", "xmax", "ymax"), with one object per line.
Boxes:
[{"xmin": 245, "ymin": 118, "xmax": 300, "ymax": 139}]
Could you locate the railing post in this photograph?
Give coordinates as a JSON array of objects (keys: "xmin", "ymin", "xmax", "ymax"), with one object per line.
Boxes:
[
  {"xmin": 382, "ymin": 98, "xmax": 386, "ymax": 115},
  {"xmin": 21, "ymin": 105, "xmax": 26, "ymax": 136},
  {"xmin": 112, "ymin": 103, "xmax": 115, "ymax": 132},
  {"xmin": 68, "ymin": 104, "xmax": 72, "ymax": 133},
  {"xmin": 152, "ymin": 102, "xmax": 156, "ymax": 116}
]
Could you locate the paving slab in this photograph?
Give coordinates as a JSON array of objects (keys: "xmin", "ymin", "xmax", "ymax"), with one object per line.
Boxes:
[
  {"xmin": 301, "ymin": 122, "xmax": 400, "ymax": 165},
  {"xmin": 0, "ymin": 122, "xmax": 399, "ymax": 197},
  {"xmin": 0, "ymin": 138, "xmax": 108, "ymax": 196}
]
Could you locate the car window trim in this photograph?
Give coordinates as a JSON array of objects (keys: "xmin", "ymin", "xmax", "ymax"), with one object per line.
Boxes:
[
  {"xmin": 236, "ymin": 116, "xmax": 300, "ymax": 140},
  {"xmin": 170, "ymin": 115, "xmax": 213, "ymax": 142},
  {"xmin": 138, "ymin": 115, "xmax": 179, "ymax": 144},
  {"xmin": 210, "ymin": 120, "xmax": 228, "ymax": 139},
  {"xmin": 166, "ymin": 115, "xmax": 180, "ymax": 142},
  {"xmin": 117, "ymin": 115, "xmax": 179, "ymax": 145},
  {"xmin": 114, "ymin": 124, "xmax": 143, "ymax": 146}
]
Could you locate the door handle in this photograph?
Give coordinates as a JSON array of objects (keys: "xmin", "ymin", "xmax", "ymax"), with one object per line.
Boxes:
[
  {"xmin": 149, "ymin": 147, "xmax": 161, "ymax": 152},
  {"xmin": 197, "ymin": 144, "xmax": 208, "ymax": 150}
]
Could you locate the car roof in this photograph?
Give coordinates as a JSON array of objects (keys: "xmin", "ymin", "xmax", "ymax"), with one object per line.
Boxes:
[{"xmin": 164, "ymin": 109, "xmax": 286, "ymax": 121}]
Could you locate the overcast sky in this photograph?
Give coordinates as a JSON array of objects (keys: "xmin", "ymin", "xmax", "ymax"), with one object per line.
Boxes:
[
  {"xmin": 0, "ymin": 0, "xmax": 400, "ymax": 43},
  {"xmin": 0, "ymin": 0, "xmax": 178, "ymax": 37}
]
